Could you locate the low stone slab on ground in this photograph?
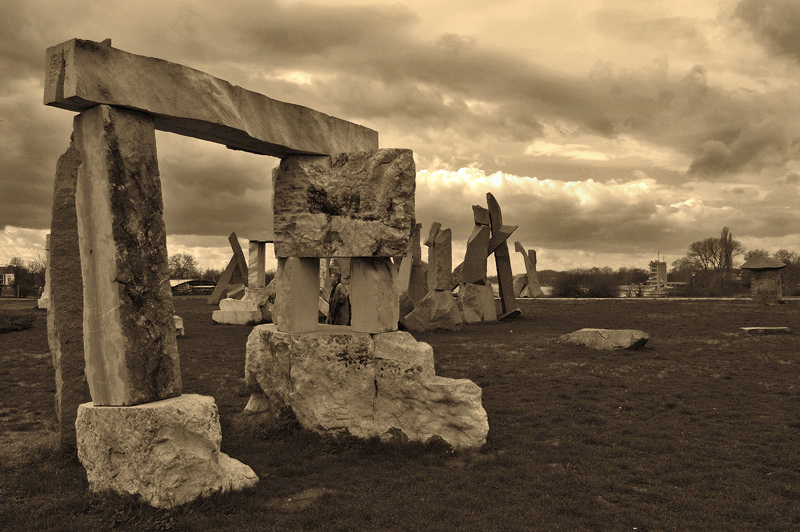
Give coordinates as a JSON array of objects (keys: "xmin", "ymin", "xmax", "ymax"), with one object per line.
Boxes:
[
  {"xmin": 740, "ymin": 327, "xmax": 792, "ymax": 335},
  {"xmin": 559, "ymin": 328, "xmax": 649, "ymax": 350},
  {"xmin": 244, "ymin": 325, "xmax": 488, "ymax": 450},
  {"xmin": 212, "ymin": 310, "xmax": 263, "ymax": 326},
  {"xmin": 76, "ymin": 394, "xmax": 258, "ymax": 508}
]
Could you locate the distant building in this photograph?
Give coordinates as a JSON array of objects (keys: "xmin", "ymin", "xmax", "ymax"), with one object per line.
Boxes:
[{"xmin": 646, "ymin": 260, "xmax": 667, "ymax": 295}]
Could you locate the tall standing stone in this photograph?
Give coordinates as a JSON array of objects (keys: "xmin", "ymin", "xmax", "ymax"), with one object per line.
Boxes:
[
  {"xmin": 48, "ymin": 141, "xmax": 90, "ymax": 452},
  {"xmin": 407, "ymin": 223, "xmax": 427, "ymax": 305},
  {"xmin": 487, "ymin": 193, "xmax": 520, "ymax": 319},
  {"xmin": 461, "ymin": 206, "xmax": 491, "ymax": 285},
  {"xmin": 514, "ymin": 242, "xmax": 545, "ymax": 298},
  {"xmin": 73, "ymin": 104, "xmax": 181, "ymax": 406},
  {"xmin": 248, "ymin": 240, "xmax": 266, "ymax": 288}
]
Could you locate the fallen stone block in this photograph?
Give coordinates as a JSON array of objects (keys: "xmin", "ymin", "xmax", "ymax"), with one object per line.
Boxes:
[
  {"xmin": 76, "ymin": 394, "xmax": 258, "ymax": 508},
  {"xmin": 401, "ymin": 290, "xmax": 463, "ymax": 332},
  {"xmin": 740, "ymin": 327, "xmax": 792, "ymax": 335},
  {"xmin": 559, "ymin": 328, "xmax": 649, "ymax": 350},
  {"xmin": 244, "ymin": 325, "xmax": 487, "ymax": 450},
  {"xmin": 212, "ymin": 310, "xmax": 264, "ymax": 326}
]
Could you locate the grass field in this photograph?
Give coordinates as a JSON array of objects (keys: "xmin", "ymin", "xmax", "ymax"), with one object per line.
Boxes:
[{"xmin": 1, "ymin": 296, "xmax": 799, "ymax": 531}]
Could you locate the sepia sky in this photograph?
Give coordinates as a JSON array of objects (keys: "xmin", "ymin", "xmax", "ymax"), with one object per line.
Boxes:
[{"xmin": 1, "ymin": 0, "xmax": 799, "ymax": 275}]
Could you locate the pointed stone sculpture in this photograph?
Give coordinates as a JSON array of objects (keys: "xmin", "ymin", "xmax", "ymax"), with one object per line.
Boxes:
[
  {"xmin": 213, "ymin": 239, "xmax": 271, "ymax": 325},
  {"xmin": 208, "ymin": 232, "xmax": 249, "ymax": 305},
  {"xmin": 456, "ymin": 204, "xmax": 497, "ymax": 324},
  {"xmin": 486, "ymin": 193, "xmax": 520, "ymax": 320},
  {"xmin": 514, "ymin": 242, "xmax": 545, "ymax": 298}
]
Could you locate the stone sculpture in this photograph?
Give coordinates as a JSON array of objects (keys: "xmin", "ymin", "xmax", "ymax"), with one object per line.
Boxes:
[
  {"xmin": 208, "ymin": 232, "xmax": 249, "ymax": 305},
  {"xmin": 401, "ymin": 223, "xmax": 463, "ymax": 332},
  {"xmin": 486, "ymin": 193, "xmax": 521, "ymax": 319},
  {"xmin": 514, "ymin": 242, "xmax": 545, "ymax": 298},
  {"xmin": 212, "ymin": 239, "xmax": 271, "ymax": 325},
  {"xmin": 559, "ymin": 328, "xmax": 649, "ymax": 350},
  {"xmin": 456, "ymin": 205, "xmax": 496, "ymax": 324}
]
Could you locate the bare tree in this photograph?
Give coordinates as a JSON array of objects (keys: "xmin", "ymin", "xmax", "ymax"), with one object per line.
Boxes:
[{"xmin": 168, "ymin": 253, "xmax": 200, "ymax": 279}]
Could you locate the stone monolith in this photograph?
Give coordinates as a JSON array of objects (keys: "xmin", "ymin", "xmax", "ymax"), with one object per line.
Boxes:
[{"xmin": 487, "ymin": 193, "xmax": 520, "ymax": 320}]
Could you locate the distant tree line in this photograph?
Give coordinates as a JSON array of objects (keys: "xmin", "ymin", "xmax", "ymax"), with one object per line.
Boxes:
[
  {"xmin": 1, "ymin": 256, "xmax": 45, "ymax": 298},
  {"xmin": 547, "ymin": 267, "xmax": 650, "ymax": 298}
]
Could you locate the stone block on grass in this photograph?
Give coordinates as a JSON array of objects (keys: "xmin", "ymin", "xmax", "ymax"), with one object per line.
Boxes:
[{"xmin": 559, "ymin": 328, "xmax": 649, "ymax": 350}]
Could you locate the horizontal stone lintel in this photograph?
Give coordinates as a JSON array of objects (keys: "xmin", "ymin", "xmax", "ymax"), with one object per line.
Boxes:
[{"xmin": 45, "ymin": 39, "xmax": 378, "ymax": 157}]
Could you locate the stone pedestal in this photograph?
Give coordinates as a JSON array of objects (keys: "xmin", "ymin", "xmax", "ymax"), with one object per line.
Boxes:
[
  {"xmin": 73, "ymin": 104, "xmax": 180, "ymax": 406},
  {"xmin": 244, "ymin": 325, "xmax": 488, "ymax": 450},
  {"xmin": 400, "ymin": 290, "xmax": 463, "ymax": 332},
  {"xmin": 274, "ymin": 257, "xmax": 319, "ymax": 332},
  {"xmin": 458, "ymin": 283, "xmax": 497, "ymax": 324},
  {"xmin": 350, "ymin": 257, "xmax": 398, "ymax": 333},
  {"xmin": 76, "ymin": 394, "xmax": 258, "ymax": 508}
]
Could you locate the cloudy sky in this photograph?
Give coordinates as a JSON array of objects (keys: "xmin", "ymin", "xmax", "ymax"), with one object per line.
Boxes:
[{"xmin": 2, "ymin": 0, "xmax": 799, "ymax": 275}]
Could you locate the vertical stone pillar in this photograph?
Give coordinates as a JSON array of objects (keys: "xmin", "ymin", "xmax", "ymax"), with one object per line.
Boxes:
[
  {"xmin": 73, "ymin": 104, "xmax": 181, "ymax": 406},
  {"xmin": 274, "ymin": 257, "xmax": 319, "ymax": 332},
  {"xmin": 350, "ymin": 257, "xmax": 398, "ymax": 333},
  {"xmin": 320, "ymin": 257, "xmax": 331, "ymax": 299},
  {"xmin": 38, "ymin": 234, "xmax": 52, "ymax": 309},
  {"xmin": 248, "ymin": 240, "xmax": 266, "ymax": 288},
  {"xmin": 48, "ymin": 140, "xmax": 90, "ymax": 453},
  {"xmin": 487, "ymin": 193, "xmax": 520, "ymax": 319},
  {"xmin": 430, "ymin": 228, "xmax": 452, "ymax": 291}
]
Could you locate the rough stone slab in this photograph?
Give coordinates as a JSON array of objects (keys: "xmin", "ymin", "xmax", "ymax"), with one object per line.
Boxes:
[
  {"xmin": 350, "ymin": 258, "xmax": 399, "ymax": 333},
  {"xmin": 429, "ymin": 228, "xmax": 453, "ymax": 291},
  {"xmin": 212, "ymin": 310, "xmax": 263, "ymax": 325},
  {"xmin": 229, "ymin": 233, "xmax": 248, "ymax": 286},
  {"xmin": 220, "ymin": 298, "xmax": 260, "ymax": 312},
  {"xmin": 244, "ymin": 325, "xmax": 487, "ymax": 449},
  {"xmin": 47, "ymin": 141, "xmax": 90, "ymax": 453},
  {"xmin": 273, "ymin": 257, "xmax": 319, "ymax": 332},
  {"xmin": 424, "ymin": 222, "xmax": 442, "ymax": 247},
  {"xmin": 458, "ymin": 283, "xmax": 497, "ymax": 324},
  {"xmin": 401, "ymin": 290, "xmax": 463, "ymax": 332},
  {"xmin": 74, "ymin": 104, "xmax": 180, "ymax": 406},
  {"xmin": 461, "ymin": 225, "xmax": 490, "ymax": 285},
  {"xmin": 45, "ymin": 39, "xmax": 378, "ymax": 157},
  {"xmin": 248, "ymin": 240, "xmax": 266, "ymax": 288},
  {"xmin": 740, "ymin": 327, "xmax": 792, "ymax": 335},
  {"xmin": 273, "ymin": 149, "xmax": 415, "ymax": 257},
  {"xmin": 559, "ymin": 328, "xmax": 649, "ymax": 350},
  {"xmin": 76, "ymin": 394, "xmax": 258, "ymax": 508}
]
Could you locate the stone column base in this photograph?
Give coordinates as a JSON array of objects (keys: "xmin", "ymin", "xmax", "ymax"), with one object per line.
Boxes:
[
  {"xmin": 244, "ymin": 325, "xmax": 488, "ymax": 450},
  {"xmin": 76, "ymin": 394, "xmax": 258, "ymax": 508}
]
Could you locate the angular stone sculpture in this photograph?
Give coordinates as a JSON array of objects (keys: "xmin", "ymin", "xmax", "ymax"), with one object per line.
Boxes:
[
  {"xmin": 406, "ymin": 223, "xmax": 427, "ymax": 305},
  {"xmin": 429, "ymin": 228, "xmax": 453, "ymax": 291},
  {"xmin": 458, "ymin": 283, "xmax": 496, "ymax": 324},
  {"xmin": 273, "ymin": 149, "xmax": 415, "ymax": 257},
  {"xmin": 401, "ymin": 290, "xmax": 463, "ymax": 332},
  {"xmin": 486, "ymin": 193, "xmax": 520, "ymax": 320},
  {"xmin": 244, "ymin": 326, "xmax": 488, "ymax": 450},
  {"xmin": 514, "ymin": 242, "xmax": 545, "ymax": 298},
  {"xmin": 213, "ymin": 239, "xmax": 272, "ymax": 325},
  {"xmin": 45, "ymin": 39, "xmax": 377, "ymax": 157},
  {"xmin": 559, "ymin": 328, "xmax": 649, "ymax": 350},
  {"xmin": 208, "ymin": 232, "xmax": 249, "ymax": 305},
  {"xmin": 73, "ymin": 104, "xmax": 181, "ymax": 406},
  {"xmin": 48, "ymin": 142, "xmax": 90, "ymax": 453},
  {"xmin": 76, "ymin": 395, "xmax": 258, "ymax": 508}
]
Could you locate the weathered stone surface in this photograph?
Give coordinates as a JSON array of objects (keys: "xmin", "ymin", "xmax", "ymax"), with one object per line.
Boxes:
[
  {"xmin": 461, "ymin": 225, "xmax": 490, "ymax": 285},
  {"xmin": 45, "ymin": 39, "xmax": 377, "ymax": 157},
  {"xmin": 48, "ymin": 141, "xmax": 90, "ymax": 453},
  {"xmin": 244, "ymin": 325, "xmax": 488, "ymax": 449},
  {"xmin": 513, "ymin": 274, "xmax": 528, "ymax": 298},
  {"xmin": 458, "ymin": 283, "xmax": 497, "ymax": 324},
  {"xmin": 740, "ymin": 326, "xmax": 792, "ymax": 335},
  {"xmin": 273, "ymin": 257, "xmax": 319, "ymax": 332},
  {"xmin": 208, "ymin": 232, "xmax": 248, "ymax": 305},
  {"xmin": 399, "ymin": 292, "xmax": 415, "ymax": 319},
  {"xmin": 219, "ymin": 298, "xmax": 260, "ymax": 312},
  {"xmin": 350, "ymin": 258, "xmax": 398, "ymax": 333},
  {"xmin": 428, "ymin": 228, "xmax": 452, "ymax": 291},
  {"xmin": 174, "ymin": 315, "xmax": 184, "ymax": 337},
  {"xmin": 273, "ymin": 149, "xmax": 415, "ymax": 257},
  {"xmin": 487, "ymin": 193, "xmax": 520, "ymax": 319},
  {"xmin": 514, "ymin": 242, "xmax": 545, "ymax": 298},
  {"xmin": 408, "ymin": 263, "xmax": 428, "ymax": 306},
  {"xmin": 74, "ymin": 105, "xmax": 180, "ymax": 406},
  {"xmin": 248, "ymin": 240, "xmax": 267, "ymax": 288},
  {"xmin": 76, "ymin": 394, "xmax": 258, "ymax": 508},
  {"xmin": 559, "ymin": 328, "xmax": 649, "ymax": 350},
  {"xmin": 401, "ymin": 290, "xmax": 463, "ymax": 332},
  {"xmin": 212, "ymin": 310, "xmax": 264, "ymax": 326},
  {"xmin": 749, "ymin": 270, "xmax": 783, "ymax": 305}
]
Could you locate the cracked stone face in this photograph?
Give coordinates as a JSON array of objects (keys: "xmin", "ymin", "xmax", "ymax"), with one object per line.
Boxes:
[{"xmin": 273, "ymin": 149, "xmax": 415, "ymax": 258}]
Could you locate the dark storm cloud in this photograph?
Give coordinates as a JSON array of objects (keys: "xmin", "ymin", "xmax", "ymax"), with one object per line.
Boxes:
[{"xmin": 735, "ymin": 0, "xmax": 800, "ymax": 61}]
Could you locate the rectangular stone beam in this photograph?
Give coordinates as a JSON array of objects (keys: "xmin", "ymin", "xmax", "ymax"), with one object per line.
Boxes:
[
  {"xmin": 74, "ymin": 104, "xmax": 181, "ymax": 406},
  {"xmin": 45, "ymin": 39, "xmax": 378, "ymax": 157}
]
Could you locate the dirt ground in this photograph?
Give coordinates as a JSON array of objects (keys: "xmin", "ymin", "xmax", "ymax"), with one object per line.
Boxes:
[{"xmin": 1, "ymin": 296, "xmax": 798, "ymax": 531}]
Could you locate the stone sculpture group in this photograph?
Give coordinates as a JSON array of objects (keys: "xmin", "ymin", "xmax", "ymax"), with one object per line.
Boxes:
[{"xmin": 43, "ymin": 38, "xmax": 488, "ymax": 507}]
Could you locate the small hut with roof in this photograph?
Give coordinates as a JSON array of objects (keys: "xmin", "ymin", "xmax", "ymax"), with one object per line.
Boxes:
[{"xmin": 740, "ymin": 255, "xmax": 786, "ymax": 304}]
